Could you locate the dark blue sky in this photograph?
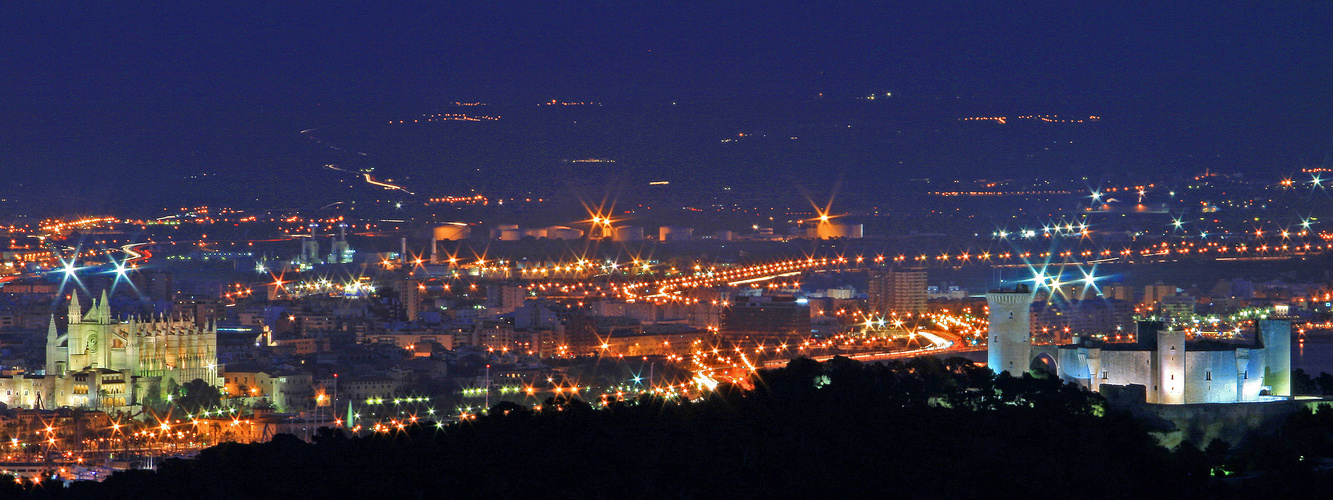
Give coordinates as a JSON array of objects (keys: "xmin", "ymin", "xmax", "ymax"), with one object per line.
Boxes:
[
  {"xmin": 6, "ymin": 3, "xmax": 1330, "ymax": 108},
  {"xmin": 1, "ymin": 2, "xmax": 1331, "ymax": 210}
]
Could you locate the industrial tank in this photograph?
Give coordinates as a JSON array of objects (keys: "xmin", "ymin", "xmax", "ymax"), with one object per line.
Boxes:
[
  {"xmin": 613, "ymin": 226, "xmax": 645, "ymax": 242},
  {"xmin": 432, "ymin": 223, "xmax": 471, "ymax": 241},
  {"xmin": 659, "ymin": 226, "xmax": 694, "ymax": 242}
]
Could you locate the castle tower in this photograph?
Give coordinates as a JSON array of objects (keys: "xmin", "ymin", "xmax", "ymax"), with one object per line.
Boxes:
[
  {"xmin": 987, "ymin": 286, "xmax": 1034, "ymax": 376},
  {"xmin": 1085, "ymin": 347, "xmax": 1102, "ymax": 392},
  {"xmin": 1157, "ymin": 328, "xmax": 1185, "ymax": 404},
  {"xmin": 1235, "ymin": 347, "xmax": 1251, "ymax": 402},
  {"xmin": 1259, "ymin": 319, "xmax": 1291, "ymax": 396}
]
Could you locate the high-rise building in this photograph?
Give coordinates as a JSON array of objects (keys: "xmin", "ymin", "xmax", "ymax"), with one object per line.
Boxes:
[
  {"xmin": 1101, "ymin": 284, "xmax": 1133, "ymax": 302},
  {"xmin": 401, "ymin": 279, "xmax": 422, "ymax": 322},
  {"xmin": 720, "ymin": 296, "xmax": 810, "ymax": 340},
  {"xmin": 867, "ymin": 269, "xmax": 928, "ymax": 314},
  {"xmin": 173, "ymin": 298, "xmax": 222, "ymax": 328},
  {"xmin": 485, "ymin": 284, "xmax": 527, "ymax": 315},
  {"xmin": 1029, "ymin": 299, "xmax": 1134, "ymax": 341},
  {"xmin": 1142, "ymin": 282, "xmax": 1177, "ymax": 307},
  {"xmin": 1158, "ymin": 295, "xmax": 1195, "ymax": 322},
  {"xmin": 133, "ymin": 270, "xmax": 174, "ymax": 302}
]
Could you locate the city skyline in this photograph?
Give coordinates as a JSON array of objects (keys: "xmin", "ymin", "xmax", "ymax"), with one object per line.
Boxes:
[{"xmin": 2, "ymin": 2, "xmax": 1333, "ymax": 493}]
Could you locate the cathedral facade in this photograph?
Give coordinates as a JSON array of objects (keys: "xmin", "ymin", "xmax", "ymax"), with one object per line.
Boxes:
[{"xmin": 0, "ymin": 292, "xmax": 221, "ymax": 410}]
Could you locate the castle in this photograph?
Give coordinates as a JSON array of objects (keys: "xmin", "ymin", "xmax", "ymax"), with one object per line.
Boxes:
[
  {"xmin": 987, "ymin": 287, "xmax": 1291, "ymax": 404},
  {"xmin": 0, "ymin": 291, "xmax": 221, "ymax": 410}
]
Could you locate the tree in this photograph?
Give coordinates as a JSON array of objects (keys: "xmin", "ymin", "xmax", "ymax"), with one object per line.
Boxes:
[
  {"xmin": 1030, "ymin": 355, "xmax": 1056, "ymax": 376},
  {"xmin": 176, "ymin": 379, "xmax": 222, "ymax": 413},
  {"xmin": 142, "ymin": 380, "xmax": 163, "ymax": 409},
  {"xmin": 1315, "ymin": 372, "xmax": 1333, "ymax": 395},
  {"xmin": 1293, "ymin": 369, "xmax": 1318, "ymax": 395},
  {"xmin": 165, "ymin": 378, "xmax": 181, "ymax": 400}
]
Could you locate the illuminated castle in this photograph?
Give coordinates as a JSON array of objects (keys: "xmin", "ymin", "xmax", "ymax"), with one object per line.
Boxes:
[
  {"xmin": 1, "ymin": 292, "xmax": 222, "ymax": 410},
  {"xmin": 986, "ymin": 285, "xmax": 1291, "ymax": 404},
  {"xmin": 1054, "ymin": 320, "xmax": 1290, "ymax": 404}
]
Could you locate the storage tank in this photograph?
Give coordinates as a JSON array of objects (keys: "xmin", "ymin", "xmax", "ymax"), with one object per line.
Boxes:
[
  {"xmin": 433, "ymin": 223, "xmax": 471, "ymax": 241},
  {"xmin": 613, "ymin": 226, "xmax": 645, "ymax": 242},
  {"xmin": 523, "ymin": 228, "xmax": 548, "ymax": 239},
  {"xmin": 499, "ymin": 228, "xmax": 524, "ymax": 241},
  {"xmin": 659, "ymin": 226, "xmax": 694, "ymax": 242},
  {"xmin": 815, "ymin": 222, "xmax": 863, "ymax": 239},
  {"xmin": 547, "ymin": 226, "xmax": 584, "ymax": 240},
  {"xmin": 846, "ymin": 223, "xmax": 863, "ymax": 239},
  {"xmin": 491, "ymin": 224, "xmax": 519, "ymax": 239},
  {"xmin": 714, "ymin": 230, "xmax": 735, "ymax": 242}
]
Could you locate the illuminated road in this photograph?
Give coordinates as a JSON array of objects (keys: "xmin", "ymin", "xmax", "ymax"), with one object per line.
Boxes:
[
  {"xmin": 754, "ymin": 329, "xmax": 973, "ymax": 369},
  {"xmin": 623, "ymin": 257, "xmax": 840, "ymax": 303},
  {"xmin": 0, "ymin": 241, "xmax": 153, "ymax": 287},
  {"xmin": 323, "ymin": 164, "xmax": 416, "ymax": 195},
  {"xmin": 120, "ymin": 242, "xmax": 152, "ymax": 263}
]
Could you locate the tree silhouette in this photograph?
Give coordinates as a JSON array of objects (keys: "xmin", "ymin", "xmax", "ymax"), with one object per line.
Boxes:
[{"xmin": 175, "ymin": 379, "xmax": 222, "ymax": 413}]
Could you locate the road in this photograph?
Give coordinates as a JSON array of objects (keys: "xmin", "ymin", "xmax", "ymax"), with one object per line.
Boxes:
[{"xmin": 757, "ymin": 328, "xmax": 979, "ymax": 369}]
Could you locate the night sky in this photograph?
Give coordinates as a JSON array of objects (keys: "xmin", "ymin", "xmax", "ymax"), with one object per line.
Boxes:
[{"xmin": 2, "ymin": 2, "xmax": 1330, "ymax": 212}]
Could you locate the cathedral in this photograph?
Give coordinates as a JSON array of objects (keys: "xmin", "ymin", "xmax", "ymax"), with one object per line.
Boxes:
[{"xmin": 0, "ymin": 291, "xmax": 221, "ymax": 410}]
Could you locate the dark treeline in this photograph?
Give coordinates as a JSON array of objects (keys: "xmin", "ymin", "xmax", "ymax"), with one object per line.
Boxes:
[{"xmin": 7, "ymin": 356, "xmax": 1333, "ymax": 498}]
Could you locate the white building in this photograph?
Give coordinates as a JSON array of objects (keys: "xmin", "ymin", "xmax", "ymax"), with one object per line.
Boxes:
[
  {"xmin": 987, "ymin": 287, "xmax": 1034, "ymax": 377},
  {"xmin": 1055, "ymin": 320, "xmax": 1290, "ymax": 404},
  {"xmin": 986, "ymin": 285, "xmax": 1291, "ymax": 404}
]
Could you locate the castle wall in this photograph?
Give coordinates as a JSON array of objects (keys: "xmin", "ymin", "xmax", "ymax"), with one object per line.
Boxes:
[
  {"xmin": 1241, "ymin": 348, "xmax": 1268, "ymax": 400},
  {"xmin": 1142, "ymin": 399, "xmax": 1321, "ymax": 449},
  {"xmin": 1183, "ymin": 350, "xmax": 1243, "ymax": 403},
  {"xmin": 1099, "ymin": 350, "xmax": 1153, "ymax": 398},
  {"xmin": 1056, "ymin": 347, "xmax": 1089, "ymax": 384},
  {"xmin": 1057, "ymin": 338, "xmax": 1275, "ymax": 404}
]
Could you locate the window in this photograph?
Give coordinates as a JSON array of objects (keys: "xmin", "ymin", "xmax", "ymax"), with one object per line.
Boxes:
[
  {"xmin": 1205, "ymin": 371, "xmax": 1211, "ymax": 381},
  {"xmin": 1101, "ymin": 372, "xmax": 1108, "ymax": 380}
]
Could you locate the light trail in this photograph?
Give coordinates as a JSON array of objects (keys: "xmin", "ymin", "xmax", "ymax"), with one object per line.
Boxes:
[
  {"xmin": 727, "ymin": 271, "xmax": 801, "ymax": 286},
  {"xmin": 324, "ymin": 164, "xmax": 416, "ymax": 196},
  {"xmin": 757, "ymin": 329, "xmax": 958, "ymax": 369},
  {"xmin": 120, "ymin": 242, "xmax": 152, "ymax": 262}
]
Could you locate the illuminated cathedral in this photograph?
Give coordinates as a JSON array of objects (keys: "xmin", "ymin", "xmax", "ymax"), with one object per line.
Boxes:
[{"xmin": 0, "ymin": 291, "xmax": 221, "ymax": 410}]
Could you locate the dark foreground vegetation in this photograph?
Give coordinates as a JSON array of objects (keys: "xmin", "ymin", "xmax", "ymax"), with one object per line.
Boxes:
[{"xmin": 6, "ymin": 356, "xmax": 1333, "ymax": 498}]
